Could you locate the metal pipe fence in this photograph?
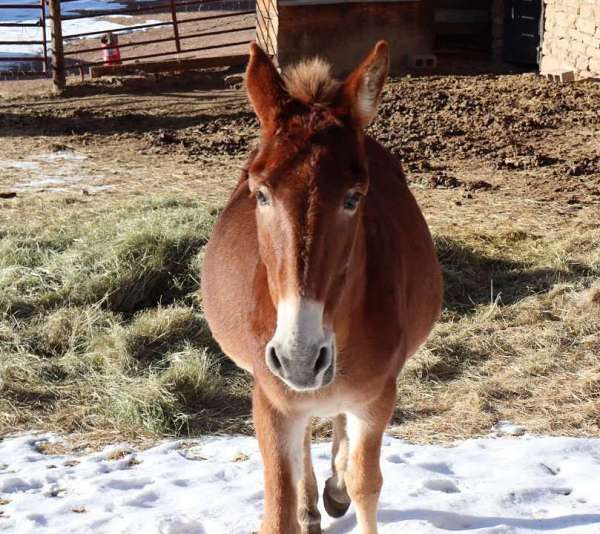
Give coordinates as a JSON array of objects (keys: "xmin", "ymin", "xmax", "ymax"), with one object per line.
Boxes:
[
  {"xmin": 0, "ymin": 0, "xmax": 48, "ymax": 74},
  {"xmin": 0, "ymin": 0, "xmax": 255, "ymax": 82}
]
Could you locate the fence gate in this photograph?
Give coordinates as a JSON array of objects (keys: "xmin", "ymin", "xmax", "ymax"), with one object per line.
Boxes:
[
  {"xmin": 0, "ymin": 0, "xmax": 255, "ymax": 81},
  {"xmin": 59, "ymin": 0, "xmax": 255, "ymax": 78}
]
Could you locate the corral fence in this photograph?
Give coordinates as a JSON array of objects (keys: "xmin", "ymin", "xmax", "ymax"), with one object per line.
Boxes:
[
  {"xmin": 0, "ymin": 1, "xmax": 48, "ymax": 74},
  {"xmin": 0, "ymin": 0, "xmax": 256, "ymax": 89}
]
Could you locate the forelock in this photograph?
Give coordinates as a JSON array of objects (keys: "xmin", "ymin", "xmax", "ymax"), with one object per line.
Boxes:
[{"xmin": 283, "ymin": 57, "xmax": 341, "ymax": 106}]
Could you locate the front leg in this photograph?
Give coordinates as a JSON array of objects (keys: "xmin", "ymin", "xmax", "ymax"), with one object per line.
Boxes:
[
  {"xmin": 323, "ymin": 414, "xmax": 351, "ymax": 518},
  {"xmin": 253, "ymin": 386, "xmax": 307, "ymax": 534},
  {"xmin": 345, "ymin": 382, "xmax": 396, "ymax": 534},
  {"xmin": 298, "ymin": 424, "xmax": 322, "ymax": 534}
]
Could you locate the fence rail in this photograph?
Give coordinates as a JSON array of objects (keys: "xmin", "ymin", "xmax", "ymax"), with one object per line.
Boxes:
[
  {"xmin": 0, "ymin": 0, "xmax": 255, "ymax": 86},
  {"xmin": 0, "ymin": 21, "xmax": 42, "ymax": 27},
  {"xmin": 0, "ymin": 0, "xmax": 47, "ymax": 72}
]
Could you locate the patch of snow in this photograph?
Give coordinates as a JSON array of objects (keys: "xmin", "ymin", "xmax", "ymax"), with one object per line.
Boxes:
[
  {"xmin": 0, "ymin": 160, "xmax": 40, "ymax": 171},
  {"xmin": 1, "ymin": 431, "xmax": 600, "ymax": 533},
  {"xmin": 1, "ymin": 150, "xmax": 111, "ymax": 193},
  {"xmin": 492, "ymin": 421, "xmax": 528, "ymax": 436},
  {"xmin": 38, "ymin": 150, "xmax": 88, "ymax": 162}
]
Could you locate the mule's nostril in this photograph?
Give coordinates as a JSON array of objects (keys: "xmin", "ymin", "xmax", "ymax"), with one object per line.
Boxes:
[
  {"xmin": 268, "ymin": 346, "xmax": 282, "ymax": 371},
  {"xmin": 314, "ymin": 346, "xmax": 330, "ymax": 374}
]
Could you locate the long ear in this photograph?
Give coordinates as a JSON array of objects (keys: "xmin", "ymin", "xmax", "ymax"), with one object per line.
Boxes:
[
  {"xmin": 246, "ymin": 42, "xmax": 287, "ymax": 131},
  {"xmin": 340, "ymin": 41, "xmax": 389, "ymax": 128}
]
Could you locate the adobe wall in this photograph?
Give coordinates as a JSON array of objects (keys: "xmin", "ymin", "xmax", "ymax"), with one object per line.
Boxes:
[{"xmin": 541, "ymin": 0, "xmax": 600, "ymax": 78}]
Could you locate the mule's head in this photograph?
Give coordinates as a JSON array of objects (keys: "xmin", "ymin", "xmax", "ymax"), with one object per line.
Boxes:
[{"xmin": 245, "ymin": 42, "xmax": 389, "ymax": 391}]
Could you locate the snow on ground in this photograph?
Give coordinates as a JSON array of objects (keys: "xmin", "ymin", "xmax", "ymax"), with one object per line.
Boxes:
[
  {"xmin": 0, "ymin": 149, "xmax": 111, "ymax": 193},
  {"xmin": 1, "ymin": 429, "xmax": 600, "ymax": 533},
  {"xmin": 0, "ymin": 0, "xmax": 126, "ymax": 24}
]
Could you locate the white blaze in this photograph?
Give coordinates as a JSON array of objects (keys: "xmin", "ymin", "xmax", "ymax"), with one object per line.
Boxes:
[{"xmin": 272, "ymin": 297, "xmax": 326, "ymax": 352}]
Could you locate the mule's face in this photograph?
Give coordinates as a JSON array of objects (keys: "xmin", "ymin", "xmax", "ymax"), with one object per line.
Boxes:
[
  {"xmin": 245, "ymin": 42, "xmax": 389, "ymax": 392},
  {"xmin": 249, "ymin": 119, "xmax": 368, "ymax": 391}
]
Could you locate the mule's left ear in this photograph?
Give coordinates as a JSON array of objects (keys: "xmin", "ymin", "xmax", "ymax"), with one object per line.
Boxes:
[
  {"xmin": 340, "ymin": 41, "xmax": 389, "ymax": 128},
  {"xmin": 246, "ymin": 42, "xmax": 287, "ymax": 132}
]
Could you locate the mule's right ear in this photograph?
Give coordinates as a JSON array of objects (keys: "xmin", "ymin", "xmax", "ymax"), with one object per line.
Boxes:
[{"xmin": 246, "ymin": 43, "xmax": 287, "ymax": 132}]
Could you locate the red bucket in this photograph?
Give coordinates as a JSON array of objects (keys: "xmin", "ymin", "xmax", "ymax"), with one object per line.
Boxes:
[{"xmin": 101, "ymin": 33, "xmax": 121, "ymax": 65}]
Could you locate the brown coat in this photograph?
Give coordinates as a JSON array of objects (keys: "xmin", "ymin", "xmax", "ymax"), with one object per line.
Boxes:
[{"xmin": 202, "ymin": 41, "xmax": 442, "ymax": 534}]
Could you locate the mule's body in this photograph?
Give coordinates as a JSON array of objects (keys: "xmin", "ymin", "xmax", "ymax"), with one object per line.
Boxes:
[
  {"xmin": 202, "ymin": 42, "xmax": 442, "ymax": 534},
  {"xmin": 203, "ymin": 137, "xmax": 440, "ymax": 413}
]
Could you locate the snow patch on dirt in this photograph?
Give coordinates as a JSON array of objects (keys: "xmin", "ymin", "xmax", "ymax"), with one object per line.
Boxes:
[
  {"xmin": 0, "ymin": 150, "xmax": 111, "ymax": 193},
  {"xmin": 1, "ymin": 431, "xmax": 600, "ymax": 533}
]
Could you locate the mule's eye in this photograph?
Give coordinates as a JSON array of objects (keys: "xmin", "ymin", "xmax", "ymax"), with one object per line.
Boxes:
[
  {"xmin": 256, "ymin": 189, "xmax": 270, "ymax": 207},
  {"xmin": 343, "ymin": 192, "xmax": 361, "ymax": 212}
]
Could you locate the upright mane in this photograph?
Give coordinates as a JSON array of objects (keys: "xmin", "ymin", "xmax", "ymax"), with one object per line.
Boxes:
[{"xmin": 283, "ymin": 58, "xmax": 342, "ymax": 106}]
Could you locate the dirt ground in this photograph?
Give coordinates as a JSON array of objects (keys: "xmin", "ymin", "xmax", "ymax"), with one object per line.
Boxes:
[
  {"xmin": 1, "ymin": 69, "xmax": 599, "ymax": 444},
  {"xmin": 1, "ymin": 71, "xmax": 598, "ymax": 224}
]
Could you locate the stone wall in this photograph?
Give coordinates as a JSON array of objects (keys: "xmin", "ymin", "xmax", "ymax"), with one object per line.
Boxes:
[{"xmin": 541, "ymin": 0, "xmax": 600, "ymax": 78}]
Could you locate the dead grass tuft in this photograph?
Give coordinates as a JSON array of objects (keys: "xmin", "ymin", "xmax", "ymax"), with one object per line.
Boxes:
[
  {"xmin": 582, "ymin": 284, "xmax": 600, "ymax": 307},
  {"xmin": 0, "ymin": 197, "xmax": 213, "ymax": 318},
  {"xmin": 393, "ymin": 262, "xmax": 600, "ymax": 442},
  {"xmin": 0, "ymin": 197, "xmax": 252, "ymax": 442},
  {"xmin": 123, "ymin": 307, "xmax": 212, "ymax": 366}
]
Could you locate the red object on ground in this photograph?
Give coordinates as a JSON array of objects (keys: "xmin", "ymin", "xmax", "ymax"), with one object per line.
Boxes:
[{"xmin": 101, "ymin": 33, "xmax": 121, "ymax": 65}]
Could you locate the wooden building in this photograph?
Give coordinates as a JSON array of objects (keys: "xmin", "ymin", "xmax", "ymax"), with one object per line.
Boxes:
[
  {"xmin": 256, "ymin": 0, "xmax": 553, "ymax": 75},
  {"xmin": 256, "ymin": 0, "xmax": 435, "ymax": 75}
]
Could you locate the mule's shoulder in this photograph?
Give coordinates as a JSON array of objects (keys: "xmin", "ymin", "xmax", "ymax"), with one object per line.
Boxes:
[
  {"xmin": 364, "ymin": 136, "xmax": 407, "ymax": 189},
  {"xmin": 205, "ymin": 177, "xmax": 257, "ymax": 269}
]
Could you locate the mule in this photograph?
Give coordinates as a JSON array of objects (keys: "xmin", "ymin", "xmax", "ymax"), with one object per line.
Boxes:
[{"xmin": 201, "ymin": 41, "xmax": 443, "ymax": 534}]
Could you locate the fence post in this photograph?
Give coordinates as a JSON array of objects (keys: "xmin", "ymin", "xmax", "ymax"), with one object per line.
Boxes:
[
  {"xmin": 40, "ymin": 0, "xmax": 48, "ymax": 74},
  {"xmin": 169, "ymin": 0, "xmax": 181, "ymax": 53},
  {"xmin": 48, "ymin": 0, "xmax": 65, "ymax": 93}
]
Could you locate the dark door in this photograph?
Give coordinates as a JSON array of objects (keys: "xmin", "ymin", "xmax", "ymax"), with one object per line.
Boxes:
[{"xmin": 504, "ymin": 0, "xmax": 542, "ymax": 65}]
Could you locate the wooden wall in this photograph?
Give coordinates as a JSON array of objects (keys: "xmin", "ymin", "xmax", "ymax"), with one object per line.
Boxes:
[
  {"xmin": 433, "ymin": 0, "xmax": 493, "ymax": 54},
  {"xmin": 270, "ymin": 0, "xmax": 435, "ymax": 75},
  {"xmin": 256, "ymin": 0, "xmax": 501, "ymax": 74}
]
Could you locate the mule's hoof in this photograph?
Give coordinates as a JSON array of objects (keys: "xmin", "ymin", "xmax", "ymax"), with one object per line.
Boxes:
[{"xmin": 323, "ymin": 487, "xmax": 350, "ymax": 518}]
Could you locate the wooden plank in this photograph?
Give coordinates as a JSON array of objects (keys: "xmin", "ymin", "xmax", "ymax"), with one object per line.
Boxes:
[
  {"xmin": 434, "ymin": 8, "xmax": 489, "ymax": 23},
  {"xmin": 435, "ymin": 22, "xmax": 490, "ymax": 35},
  {"xmin": 90, "ymin": 54, "xmax": 249, "ymax": 78}
]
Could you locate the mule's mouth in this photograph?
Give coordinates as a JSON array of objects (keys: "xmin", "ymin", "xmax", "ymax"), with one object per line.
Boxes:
[
  {"xmin": 264, "ymin": 297, "xmax": 337, "ymax": 391},
  {"xmin": 274, "ymin": 359, "xmax": 336, "ymax": 392},
  {"xmin": 265, "ymin": 339, "xmax": 336, "ymax": 392}
]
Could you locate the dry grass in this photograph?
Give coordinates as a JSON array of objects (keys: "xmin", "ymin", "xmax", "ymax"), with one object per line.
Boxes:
[
  {"xmin": 1, "ymin": 190, "xmax": 598, "ymax": 446},
  {"xmin": 0, "ymin": 196, "xmax": 252, "ymax": 444},
  {"xmin": 389, "ymin": 199, "xmax": 600, "ymax": 442}
]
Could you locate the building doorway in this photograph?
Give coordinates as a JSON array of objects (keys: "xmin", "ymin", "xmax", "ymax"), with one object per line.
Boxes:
[{"xmin": 503, "ymin": 0, "xmax": 543, "ymax": 65}]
